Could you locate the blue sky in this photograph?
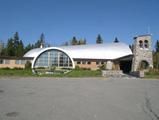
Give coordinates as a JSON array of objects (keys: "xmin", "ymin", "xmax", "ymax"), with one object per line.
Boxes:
[{"xmin": 0, "ymin": 0, "xmax": 159, "ymax": 48}]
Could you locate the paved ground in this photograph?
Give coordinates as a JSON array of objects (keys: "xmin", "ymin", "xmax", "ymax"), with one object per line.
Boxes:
[{"xmin": 0, "ymin": 77, "xmax": 159, "ymax": 120}]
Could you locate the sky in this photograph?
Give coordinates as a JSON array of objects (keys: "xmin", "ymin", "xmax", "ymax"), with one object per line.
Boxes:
[{"xmin": 0, "ymin": 0, "xmax": 159, "ymax": 48}]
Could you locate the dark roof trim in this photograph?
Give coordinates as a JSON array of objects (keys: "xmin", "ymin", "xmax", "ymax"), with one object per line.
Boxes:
[{"xmin": 116, "ymin": 55, "xmax": 133, "ymax": 61}]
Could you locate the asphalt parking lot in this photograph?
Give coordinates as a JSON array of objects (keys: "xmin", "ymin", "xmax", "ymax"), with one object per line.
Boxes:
[{"xmin": 0, "ymin": 77, "xmax": 159, "ymax": 120}]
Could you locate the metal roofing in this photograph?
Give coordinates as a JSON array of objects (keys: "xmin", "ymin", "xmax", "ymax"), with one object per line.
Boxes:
[
  {"xmin": 24, "ymin": 42, "xmax": 132, "ymax": 60},
  {"xmin": 23, "ymin": 48, "xmax": 45, "ymax": 58}
]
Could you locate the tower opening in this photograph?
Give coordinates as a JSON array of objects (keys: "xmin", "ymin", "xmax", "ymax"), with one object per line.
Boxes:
[
  {"xmin": 139, "ymin": 60, "xmax": 149, "ymax": 70},
  {"xmin": 139, "ymin": 40, "xmax": 143, "ymax": 48},
  {"xmin": 144, "ymin": 40, "xmax": 149, "ymax": 48}
]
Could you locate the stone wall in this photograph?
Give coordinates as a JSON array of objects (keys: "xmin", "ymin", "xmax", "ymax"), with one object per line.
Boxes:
[
  {"xmin": 130, "ymin": 71, "xmax": 144, "ymax": 78},
  {"xmin": 131, "ymin": 35, "xmax": 153, "ymax": 71},
  {"xmin": 102, "ymin": 70, "xmax": 123, "ymax": 77}
]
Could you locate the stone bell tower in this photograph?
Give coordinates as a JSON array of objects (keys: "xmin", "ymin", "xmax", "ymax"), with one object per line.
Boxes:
[{"xmin": 131, "ymin": 35, "xmax": 153, "ymax": 71}]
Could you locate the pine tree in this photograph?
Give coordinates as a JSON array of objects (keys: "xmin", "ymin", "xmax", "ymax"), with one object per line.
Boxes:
[
  {"xmin": 154, "ymin": 40, "xmax": 159, "ymax": 69},
  {"xmin": 13, "ymin": 32, "xmax": 20, "ymax": 48},
  {"xmin": 96, "ymin": 34, "xmax": 103, "ymax": 44},
  {"xmin": 24, "ymin": 44, "xmax": 32, "ymax": 53},
  {"xmin": 34, "ymin": 33, "xmax": 45, "ymax": 48},
  {"xmin": 39, "ymin": 33, "xmax": 45, "ymax": 47},
  {"xmin": 0, "ymin": 48, "xmax": 7, "ymax": 56},
  {"xmin": 6, "ymin": 38, "xmax": 15, "ymax": 56},
  {"xmin": 34, "ymin": 40, "xmax": 41, "ymax": 48},
  {"xmin": 83, "ymin": 39, "xmax": 86, "ymax": 44},
  {"xmin": 114, "ymin": 37, "xmax": 119, "ymax": 43},
  {"xmin": 156, "ymin": 40, "xmax": 159, "ymax": 52},
  {"xmin": 13, "ymin": 32, "xmax": 22, "ymax": 56},
  {"xmin": 71, "ymin": 36, "xmax": 78, "ymax": 45},
  {"xmin": 78, "ymin": 39, "xmax": 86, "ymax": 45},
  {"xmin": 16, "ymin": 40, "xmax": 24, "ymax": 57}
]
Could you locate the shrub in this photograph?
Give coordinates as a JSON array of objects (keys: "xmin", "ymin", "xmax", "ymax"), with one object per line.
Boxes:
[
  {"xmin": 13, "ymin": 67, "xmax": 24, "ymax": 70},
  {"xmin": 82, "ymin": 68, "xmax": 91, "ymax": 70},
  {"xmin": 0, "ymin": 67, "xmax": 10, "ymax": 70},
  {"xmin": 50, "ymin": 66, "xmax": 56, "ymax": 72},
  {"xmin": 36, "ymin": 67, "xmax": 45, "ymax": 69},
  {"xmin": 25, "ymin": 61, "xmax": 31, "ymax": 69},
  {"xmin": 75, "ymin": 65, "xmax": 81, "ymax": 70},
  {"xmin": 99, "ymin": 64, "xmax": 106, "ymax": 70},
  {"xmin": 145, "ymin": 68, "xmax": 159, "ymax": 75}
]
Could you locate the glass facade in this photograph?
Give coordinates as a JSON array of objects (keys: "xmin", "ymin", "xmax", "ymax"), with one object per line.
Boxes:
[{"xmin": 34, "ymin": 49, "xmax": 73, "ymax": 68}]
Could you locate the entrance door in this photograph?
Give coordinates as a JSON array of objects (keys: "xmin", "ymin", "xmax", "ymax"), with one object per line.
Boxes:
[{"xmin": 120, "ymin": 61, "xmax": 132, "ymax": 73}]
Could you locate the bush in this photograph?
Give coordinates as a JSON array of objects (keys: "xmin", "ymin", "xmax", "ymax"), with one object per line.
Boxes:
[
  {"xmin": 82, "ymin": 68, "xmax": 91, "ymax": 70},
  {"xmin": 50, "ymin": 66, "xmax": 56, "ymax": 72},
  {"xmin": 36, "ymin": 67, "xmax": 45, "ymax": 69},
  {"xmin": 25, "ymin": 61, "xmax": 31, "ymax": 69},
  {"xmin": 75, "ymin": 65, "xmax": 81, "ymax": 70},
  {"xmin": 99, "ymin": 64, "xmax": 106, "ymax": 70},
  {"xmin": 0, "ymin": 67, "xmax": 11, "ymax": 70},
  {"xmin": 12, "ymin": 67, "xmax": 24, "ymax": 70},
  {"xmin": 145, "ymin": 68, "xmax": 159, "ymax": 75}
]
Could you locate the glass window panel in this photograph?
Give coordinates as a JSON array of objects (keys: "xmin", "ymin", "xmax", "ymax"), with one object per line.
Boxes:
[{"xmin": 34, "ymin": 49, "xmax": 73, "ymax": 68}]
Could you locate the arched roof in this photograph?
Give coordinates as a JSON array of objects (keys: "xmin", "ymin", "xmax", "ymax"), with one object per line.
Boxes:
[
  {"xmin": 60, "ymin": 42, "xmax": 132, "ymax": 60},
  {"xmin": 24, "ymin": 42, "xmax": 132, "ymax": 60},
  {"xmin": 24, "ymin": 48, "xmax": 45, "ymax": 58}
]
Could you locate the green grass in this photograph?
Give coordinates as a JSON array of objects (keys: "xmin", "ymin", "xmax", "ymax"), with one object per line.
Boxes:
[
  {"xmin": 0, "ymin": 69, "xmax": 34, "ymax": 77},
  {"xmin": 145, "ymin": 72, "xmax": 159, "ymax": 79},
  {"xmin": 65, "ymin": 70, "xmax": 101, "ymax": 77},
  {"xmin": 144, "ymin": 69, "xmax": 159, "ymax": 79},
  {"xmin": 0, "ymin": 69, "xmax": 102, "ymax": 77}
]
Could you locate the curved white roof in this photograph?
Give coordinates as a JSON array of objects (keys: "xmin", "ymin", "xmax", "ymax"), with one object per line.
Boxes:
[
  {"xmin": 24, "ymin": 48, "xmax": 45, "ymax": 58},
  {"xmin": 60, "ymin": 42, "xmax": 132, "ymax": 60},
  {"xmin": 24, "ymin": 42, "xmax": 132, "ymax": 60}
]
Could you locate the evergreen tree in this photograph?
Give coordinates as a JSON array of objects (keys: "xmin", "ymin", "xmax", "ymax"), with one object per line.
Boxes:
[
  {"xmin": 34, "ymin": 33, "xmax": 45, "ymax": 48},
  {"xmin": 156, "ymin": 40, "xmax": 159, "ymax": 52},
  {"xmin": 39, "ymin": 33, "xmax": 45, "ymax": 47},
  {"xmin": 16, "ymin": 40, "xmax": 24, "ymax": 57},
  {"xmin": 71, "ymin": 36, "xmax": 78, "ymax": 45},
  {"xmin": 0, "ymin": 32, "xmax": 25, "ymax": 57},
  {"xmin": 83, "ymin": 39, "xmax": 86, "ymax": 44},
  {"xmin": 0, "ymin": 48, "xmax": 7, "ymax": 56},
  {"xmin": 6, "ymin": 38, "xmax": 15, "ymax": 56},
  {"xmin": 78, "ymin": 39, "xmax": 86, "ymax": 45},
  {"xmin": 13, "ymin": 32, "xmax": 23, "ymax": 56},
  {"xmin": 96, "ymin": 34, "xmax": 103, "ymax": 44},
  {"xmin": 154, "ymin": 40, "xmax": 159, "ymax": 69},
  {"xmin": 114, "ymin": 37, "xmax": 119, "ymax": 43},
  {"xmin": 13, "ymin": 32, "xmax": 20, "ymax": 48},
  {"xmin": 34, "ymin": 40, "xmax": 41, "ymax": 48},
  {"xmin": 24, "ymin": 43, "xmax": 33, "ymax": 53}
]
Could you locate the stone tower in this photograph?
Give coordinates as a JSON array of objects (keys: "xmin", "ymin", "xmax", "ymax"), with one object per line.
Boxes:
[{"xmin": 131, "ymin": 35, "xmax": 153, "ymax": 71}]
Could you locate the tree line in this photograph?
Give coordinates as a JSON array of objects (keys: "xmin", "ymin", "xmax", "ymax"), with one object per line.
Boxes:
[
  {"xmin": 153, "ymin": 40, "xmax": 159, "ymax": 69},
  {"xmin": 0, "ymin": 33, "xmax": 109, "ymax": 57},
  {"xmin": 0, "ymin": 32, "xmax": 46, "ymax": 57},
  {"xmin": 62, "ymin": 34, "xmax": 105, "ymax": 46}
]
